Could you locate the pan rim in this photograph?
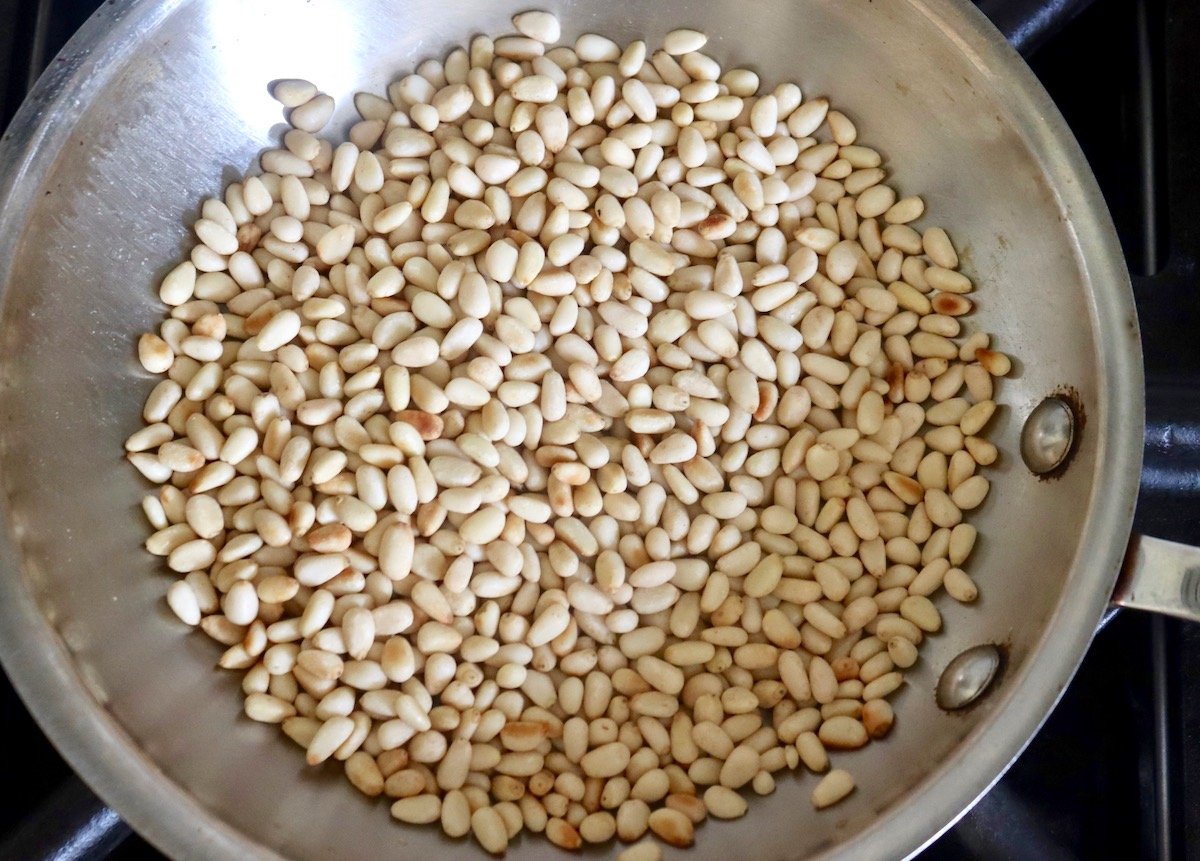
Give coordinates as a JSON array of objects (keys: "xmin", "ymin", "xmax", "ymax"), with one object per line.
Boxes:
[{"xmin": 0, "ymin": 0, "xmax": 1143, "ymax": 859}]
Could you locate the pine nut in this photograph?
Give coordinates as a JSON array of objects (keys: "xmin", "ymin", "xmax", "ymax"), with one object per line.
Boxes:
[
  {"xmin": 663, "ymin": 29, "xmax": 708, "ymax": 55},
  {"xmin": 471, "ymin": 806, "xmax": 509, "ymax": 854},
  {"xmin": 618, "ymin": 841, "xmax": 662, "ymax": 861},
  {"xmin": 812, "ymin": 769, "xmax": 856, "ymax": 809},
  {"xmin": 648, "ymin": 806, "xmax": 694, "ymax": 847},
  {"xmin": 818, "ymin": 716, "xmax": 869, "ymax": 750}
]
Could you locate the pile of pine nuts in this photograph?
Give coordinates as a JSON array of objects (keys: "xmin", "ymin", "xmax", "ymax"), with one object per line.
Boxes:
[{"xmin": 129, "ymin": 11, "xmax": 1009, "ymax": 857}]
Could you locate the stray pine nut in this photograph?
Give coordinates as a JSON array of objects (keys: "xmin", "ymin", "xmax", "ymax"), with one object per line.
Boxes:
[
  {"xmin": 619, "ymin": 841, "xmax": 663, "ymax": 861},
  {"xmin": 812, "ymin": 769, "xmax": 856, "ymax": 810}
]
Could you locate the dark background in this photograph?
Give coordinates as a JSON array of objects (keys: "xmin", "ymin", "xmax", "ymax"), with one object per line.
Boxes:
[{"xmin": 1, "ymin": 0, "xmax": 1198, "ymax": 859}]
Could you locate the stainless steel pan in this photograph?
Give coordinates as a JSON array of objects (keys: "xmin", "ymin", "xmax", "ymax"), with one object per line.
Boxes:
[{"xmin": 0, "ymin": 0, "xmax": 1194, "ymax": 859}]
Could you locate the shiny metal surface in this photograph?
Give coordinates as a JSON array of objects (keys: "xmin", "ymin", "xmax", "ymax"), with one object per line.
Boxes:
[
  {"xmin": 975, "ymin": 0, "xmax": 1096, "ymax": 53},
  {"xmin": 0, "ymin": 775, "xmax": 131, "ymax": 861},
  {"xmin": 0, "ymin": 1, "xmax": 1143, "ymax": 860},
  {"xmin": 935, "ymin": 645, "xmax": 1003, "ymax": 711},
  {"xmin": 1020, "ymin": 396, "xmax": 1077, "ymax": 475},
  {"xmin": 1115, "ymin": 536, "xmax": 1200, "ymax": 624}
]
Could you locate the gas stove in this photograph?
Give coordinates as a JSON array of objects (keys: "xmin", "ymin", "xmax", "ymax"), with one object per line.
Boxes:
[{"xmin": 1, "ymin": 1, "xmax": 1197, "ymax": 859}]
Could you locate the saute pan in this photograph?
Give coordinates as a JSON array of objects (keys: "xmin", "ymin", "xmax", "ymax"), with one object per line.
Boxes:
[{"xmin": 0, "ymin": 0, "xmax": 1194, "ymax": 859}]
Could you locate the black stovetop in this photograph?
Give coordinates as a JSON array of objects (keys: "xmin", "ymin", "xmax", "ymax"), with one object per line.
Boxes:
[{"xmin": 1, "ymin": 1, "xmax": 1198, "ymax": 859}]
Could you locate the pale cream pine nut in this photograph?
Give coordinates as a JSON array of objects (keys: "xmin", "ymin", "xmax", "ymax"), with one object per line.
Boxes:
[
  {"xmin": 513, "ymin": 10, "xmax": 560, "ymax": 42},
  {"xmin": 923, "ymin": 227, "xmax": 960, "ymax": 269},
  {"xmin": 862, "ymin": 671, "xmax": 904, "ymax": 701},
  {"xmin": 306, "ymin": 716, "xmax": 354, "ymax": 765},
  {"xmin": 244, "ymin": 693, "xmax": 295, "ymax": 723},
  {"xmin": 692, "ymin": 721, "xmax": 734, "ymax": 759},
  {"xmin": 392, "ymin": 794, "xmax": 442, "ymax": 824},
  {"xmin": 704, "ymin": 784, "xmax": 748, "ymax": 819},
  {"xmin": 944, "ymin": 567, "xmax": 979, "ymax": 602},
  {"xmin": 960, "ymin": 399, "xmax": 997, "ymax": 435},
  {"xmin": 581, "ymin": 741, "xmax": 631, "ymax": 779},
  {"xmin": 272, "ymin": 78, "xmax": 316, "ymax": 107},
  {"xmin": 663, "ymin": 28, "xmax": 708, "ymax": 55},
  {"xmin": 471, "ymin": 805, "xmax": 510, "ymax": 854},
  {"xmin": 808, "ymin": 655, "xmax": 839, "ymax": 704},
  {"xmin": 166, "ymin": 580, "xmax": 201, "ymax": 626},
  {"xmin": 137, "ymin": 333, "xmax": 174, "ymax": 374},
  {"xmin": 719, "ymin": 744, "xmax": 760, "ymax": 788},
  {"xmin": 952, "ymin": 474, "xmax": 991, "ymax": 510},
  {"xmin": 440, "ymin": 789, "xmax": 472, "ymax": 837},
  {"xmin": 618, "ymin": 840, "xmax": 663, "ymax": 861},
  {"xmin": 900, "ymin": 595, "xmax": 943, "ymax": 632},
  {"xmin": 888, "ymin": 635, "xmax": 920, "ymax": 668},
  {"xmin": 796, "ymin": 732, "xmax": 829, "ymax": 773},
  {"xmin": 289, "ymin": 93, "xmax": 334, "ymax": 133},
  {"xmin": 812, "ymin": 769, "xmax": 856, "ymax": 809}
]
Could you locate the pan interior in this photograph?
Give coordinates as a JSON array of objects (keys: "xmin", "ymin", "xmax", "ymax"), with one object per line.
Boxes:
[{"xmin": 0, "ymin": 0, "xmax": 1140, "ymax": 859}]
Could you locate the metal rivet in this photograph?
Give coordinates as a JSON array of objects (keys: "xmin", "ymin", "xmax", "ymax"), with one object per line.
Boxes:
[
  {"xmin": 936, "ymin": 644, "xmax": 1001, "ymax": 710},
  {"xmin": 1020, "ymin": 396, "xmax": 1075, "ymax": 475}
]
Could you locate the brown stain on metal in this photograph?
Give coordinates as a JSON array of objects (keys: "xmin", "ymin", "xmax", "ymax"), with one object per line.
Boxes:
[{"xmin": 1036, "ymin": 386, "xmax": 1086, "ymax": 482}]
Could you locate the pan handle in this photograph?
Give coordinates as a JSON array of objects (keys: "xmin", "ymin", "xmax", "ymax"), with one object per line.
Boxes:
[
  {"xmin": 1112, "ymin": 381, "xmax": 1200, "ymax": 623},
  {"xmin": 974, "ymin": 0, "xmax": 1097, "ymax": 54},
  {"xmin": 1112, "ymin": 535, "xmax": 1200, "ymax": 623}
]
